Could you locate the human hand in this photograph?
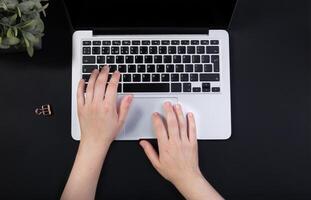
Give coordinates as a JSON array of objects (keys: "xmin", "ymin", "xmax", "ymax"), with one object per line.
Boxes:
[
  {"xmin": 77, "ymin": 66, "xmax": 133, "ymax": 148},
  {"xmin": 140, "ymin": 102, "xmax": 223, "ymax": 200}
]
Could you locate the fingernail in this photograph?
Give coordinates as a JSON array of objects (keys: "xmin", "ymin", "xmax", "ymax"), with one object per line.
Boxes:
[
  {"xmin": 127, "ymin": 95, "xmax": 133, "ymax": 104},
  {"xmin": 188, "ymin": 112, "xmax": 193, "ymax": 117},
  {"xmin": 165, "ymin": 101, "xmax": 171, "ymax": 107},
  {"xmin": 93, "ymin": 69, "xmax": 98, "ymax": 73},
  {"xmin": 153, "ymin": 112, "xmax": 158, "ymax": 117},
  {"xmin": 104, "ymin": 65, "xmax": 109, "ymax": 71}
]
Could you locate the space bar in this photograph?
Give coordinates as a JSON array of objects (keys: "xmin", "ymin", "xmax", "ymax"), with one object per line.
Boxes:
[{"xmin": 123, "ymin": 83, "xmax": 170, "ymax": 92}]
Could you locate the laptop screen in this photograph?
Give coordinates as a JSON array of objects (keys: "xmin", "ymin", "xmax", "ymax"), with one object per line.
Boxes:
[{"xmin": 65, "ymin": 0, "xmax": 237, "ymax": 30}]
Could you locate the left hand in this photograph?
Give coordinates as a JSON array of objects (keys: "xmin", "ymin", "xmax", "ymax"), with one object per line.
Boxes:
[{"xmin": 77, "ymin": 66, "xmax": 133, "ymax": 147}]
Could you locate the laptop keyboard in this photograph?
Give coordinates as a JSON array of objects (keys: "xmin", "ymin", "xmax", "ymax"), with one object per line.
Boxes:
[{"xmin": 81, "ymin": 39, "xmax": 221, "ymax": 93}]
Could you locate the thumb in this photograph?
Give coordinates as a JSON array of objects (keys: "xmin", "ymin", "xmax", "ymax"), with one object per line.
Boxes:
[{"xmin": 140, "ymin": 140, "xmax": 160, "ymax": 169}]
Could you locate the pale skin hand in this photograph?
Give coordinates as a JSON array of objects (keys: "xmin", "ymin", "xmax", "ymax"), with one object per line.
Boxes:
[
  {"xmin": 140, "ymin": 102, "xmax": 224, "ymax": 200},
  {"xmin": 61, "ymin": 66, "xmax": 132, "ymax": 200}
]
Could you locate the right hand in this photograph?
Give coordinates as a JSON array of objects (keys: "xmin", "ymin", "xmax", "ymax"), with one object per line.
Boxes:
[{"xmin": 139, "ymin": 102, "xmax": 202, "ymax": 186}]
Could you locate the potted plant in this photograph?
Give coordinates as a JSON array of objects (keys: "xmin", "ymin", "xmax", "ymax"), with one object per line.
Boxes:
[{"xmin": 0, "ymin": 0, "xmax": 48, "ymax": 57}]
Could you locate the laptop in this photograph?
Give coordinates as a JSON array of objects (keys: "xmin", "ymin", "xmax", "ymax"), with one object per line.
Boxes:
[{"xmin": 65, "ymin": 0, "xmax": 237, "ymax": 140}]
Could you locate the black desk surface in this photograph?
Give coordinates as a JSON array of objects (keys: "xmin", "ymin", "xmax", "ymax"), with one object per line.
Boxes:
[{"xmin": 1, "ymin": 0, "xmax": 310, "ymax": 199}]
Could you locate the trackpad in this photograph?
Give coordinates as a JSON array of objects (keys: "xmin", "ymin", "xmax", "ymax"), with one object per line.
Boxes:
[{"xmin": 124, "ymin": 97, "xmax": 178, "ymax": 139}]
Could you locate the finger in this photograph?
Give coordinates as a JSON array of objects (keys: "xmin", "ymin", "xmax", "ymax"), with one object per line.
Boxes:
[
  {"xmin": 77, "ymin": 79, "xmax": 85, "ymax": 107},
  {"xmin": 93, "ymin": 66, "xmax": 109, "ymax": 102},
  {"xmin": 173, "ymin": 104, "xmax": 188, "ymax": 141},
  {"xmin": 152, "ymin": 112, "xmax": 168, "ymax": 144},
  {"xmin": 163, "ymin": 102, "xmax": 180, "ymax": 140},
  {"xmin": 187, "ymin": 112, "xmax": 197, "ymax": 142},
  {"xmin": 139, "ymin": 140, "xmax": 160, "ymax": 169},
  {"xmin": 104, "ymin": 70, "xmax": 120, "ymax": 104},
  {"xmin": 118, "ymin": 95, "xmax": 133, "ymax": 128},
  {"xmin": 85, "ymin": 69, "xmax": 99, "ymax": 104}
]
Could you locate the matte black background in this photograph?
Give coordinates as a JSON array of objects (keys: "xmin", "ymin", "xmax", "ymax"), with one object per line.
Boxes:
[{"xmin": 0, "ymin": 0, "xmax": 310, "ymax": 199}]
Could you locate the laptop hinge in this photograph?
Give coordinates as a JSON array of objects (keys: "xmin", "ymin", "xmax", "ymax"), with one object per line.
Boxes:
[{"xmin": 93, "ymin": 28, "xmax": 209, "ymax": 35}]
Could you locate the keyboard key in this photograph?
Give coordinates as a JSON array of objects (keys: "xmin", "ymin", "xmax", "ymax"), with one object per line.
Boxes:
[
  {"xmin": 187, "ymin": 46, "xmax": 195, "ymax": 54},
  {"xmin": 171, "ymin": 40, "xmax": 180, "ymax": 45},
  {"xmin": 200, "ymin": 40, "xmax": 209, "ymax": 45},
  {"xmin": 102, "ymin": 41, "xmax": 111, "ymax": 45},
  {"xmin": 128, "ymin": 65, "xmax": 136, "ymax": 72},
  {"xmin": 202, "ymin": 55, "xmax": 210, "ymax": 63},
  {"xmin": 132, "ymin": 40, "xmax": 140, "ymax": 45},
  {"xmin": 145, "ymin": 55, "xmax": 153, "ymax": 63},
  {"xmin": 200, "ymin": 73, "xmax": 220, "ymax": 81},
  {"xmin": 97, "ymin": 56, "xmax": 105, "ymax": 64},
  {"xmin": 83, "ymin": 56, "xmax": 96, "ymax": 64},
  {"xmin": 125, "ymin": 56, "xmax": 134, "ymax": 63},
  {"xmin": 111, "ymin": 46, "xmax": 119, "ymax": 54},
  {"xmin": 137, "ymin": 65, "xmax": 146, "ymax": 72},
  {"xmin": 102, "ymin": 47, "xmax": 110, "ymax": 54},
  {"xmin": 121, "ymin": 47, "xmax": 129, "ymax": 54},
  {"xmin": 212, "ymin": 87, "xmax": 220, "ymax": 92},
  {"xmin": 190, "ymin": 73, "xmax": 199, "ymax": 81},
  {"xmin": 123, "ymin": 74, "xmax": 131, "ymax": 82},
  {"xmin": 181, "ymin": 74, "xmax": 189, "ymax": 81},
  {"xmin": 171, "ymin": 74, "xmax": 179, "ymax": 82},
  {"xmin": 164, "ymin": 55, "xmax": 172, "ymax": 63},
  {"xmin": 83, "ymin": 65, "xmax": 97, "ymax": 73},
  {"xmin": 135, "ymin": 55, "xmax": 143, "ymax": 63},
  {"xmin": 173, "ymin": 55, "xmax": 182, "ymax": 63},
  {"xmin": 197, "ymin": 46, "xmax": 205, "ymax": 54},
  {"xmin": 83, "ymin": 47, "xmax": 91, "ymax": 54},
  {"xmin": 185, "ymin": 64, "xmax": 193, "ymax": 72},
  {"xmin": 161, "ymin": 74, "xmax": 170, "ymax": 82},
  {"xmin": 133, "ymin": 74, "xmax": 141, "ymax": 82},
  {"xmin": 178, "ymin": 46, "xmax": 186, "ymax": 54},
  {"xmin": 156, "ymin": 64, "xmax": 165, "ymax": 72},
  {"xmin": 202, "ymin": 83, "xmax": 211, "ymax": 92},
  {"xmin": 168, "ymin": 46, "xmax": 177, "ymax": 54},
  {"xmin": 118, "ymin": 84, "xmax": 122, "ymax": 92},
  {"xmin": 192, "ymin": 55, "xmax": 200, "ymax": 63},
  {"xmin": 142, "ymin": 40, "xmax": 150, "ymax": 45},
  {"xmin": 182, "ymin": 55, "xmax": 191, "ymax": 63},
  {"xmin": 166, "ymin": 64, "xmax": 174, "ymax": 72},
  {"xmin": 211, "ymin": 55, "xmax": 220, "ymax": 72},
  {"xmin": 204, "ymin": 64, "xmax": 213, "ymax": 72},
  {"xmin": 130, "ymin": 46, "xmax": 139, "ymax": 54},
  {"xmin": 161, "ymin": 40, "xmax": 170, "ymax": 45},
  {"xmin": 140, "ymin": 46, "xmax": 148, "ymax": 54},
  {"xmin": 147, "ymin": 65, "xmax": 155, "ymax": 72},
  {"xmin": 142, "ymin": 74, "xmax": 151, "ymax": 82},
  {"xmin": 152, "ymin": 74, "xmax": 160, "ymax": 82},
  {"xmin": 118, "ymin": 65, "xmax": 126, "ymax": 73},
  {"xmin": 106, "ymin": 56, "xmax": 115, "ymax": 63},
  {"xmin": 109, "ymin": 65, "xmax": 117, "ymax": 72},
  {"xmin": 82, "ymin": 74, "xmax": 90, "ymax": 82},
  {"xmin": 154, "ymin": 55, "xmax": 163, "ymax": 63},
  {"xmin": 183, "ymin": 83, "xmax": 191, "ymax": 92},
  {"xmin": 171, "ymin": 83, "xmax": 182, "ymax": 92},
  {"xmin": 181, "ymin": 40, "xmax": 189, "ymax": 45},
  {"xmin": 112, "ymin": 40, "xmax": 121, "ymax": 45},
  {"xmin": 193, "ymin": 87, "xmax": 201, "ymax": 92},
  {"xmin": 191, "ymin": 40, "xmax": 199, "ymax": 45},
  {"xmin": 122, "ymin": 40, "xmax": 131, "ymax": 45},
  {"xmin": 206, "ymin": 46, "xmax": 219, "ymax": 54},
  {"xmin": 159, "ymin": 46, "xmax": 167, "ymax": 54},
  {"xmin": 152, "ymin": 40, "xmax": 160, "ymax": 45},
  {"xmin": 195, "ymin": 64, "xmax": 203, "ymax": 72},
  {"xmin": 123, "ymin": 83, "xmax": 169, "ymax": 92},
  {"xmin": 116, "ymin": 56, "xmax": 124, "ymax": 63},
  {"xmin": 93, "ymin": 41, "xmax": 101, "ymax": 45},
  {"xmin": 149, "ymin": 46, "xmax": 157, "ymax": 54},
  {"xmin": 176, "ymin": 64, "xmax": 184, "ymax": 72},
  {"xmin": 92, "ymin": 47, "xmax": 100, "ymax": 54},
  {"xmin": 83, "ymin": 41, "xmax": 91, "ymax": 45},
  {"xmin": 211, "ymin": 40, "xmax": 219, "ymax": 45}
]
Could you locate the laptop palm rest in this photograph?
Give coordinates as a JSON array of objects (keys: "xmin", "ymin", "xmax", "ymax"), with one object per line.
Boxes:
[{"xmin": 123, "ymin": 97, "xmax": 178, "ymax": 139}]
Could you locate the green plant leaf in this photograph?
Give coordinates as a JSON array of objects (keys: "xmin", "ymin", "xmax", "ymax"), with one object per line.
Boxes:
[
  {"xmin": 17, "ymin": 6, "xmax": 21, "ymax": 17},
  {"xmin": 3, "ymin": 36, "xmax": 20, "ymax": 45},
  {"xmin": 7, "ymin": 28, "xmax": 14, "ymax": 38},
  {"xmin": 24, "ymin": 36, "xmax": 30, "ymax": 48},
  {"xmin": 18, "ymin": 1, "xmax": 35, "ymax": 13},
  {"xmin": 23, "ymin": 31, "xmax": 39, "ymax": 44},
  {"xmin": 0, "ymin": 1, "xmax": 8, "ymax": 10},
  {"xmin": 27, "ymin": 44, "xmax": 34, "ymax": 57},
  {"xmin": 9, "ymin": 14, "xmax": 17, "ymax": 25},
  {"xmin": 0, "ymin": 36, "xmax": 2, "ymax": 45},
  {"xmin": 0, "ymin": 44, "xmax": 10, "ymax": 49},
  {"xmin": 13, "ymin": 27, "xmax": 18, "ymax": 37}
]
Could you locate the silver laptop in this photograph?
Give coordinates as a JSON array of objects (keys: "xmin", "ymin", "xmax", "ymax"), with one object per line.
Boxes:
[{"xmin": 65, "ymin": 0, "xmax": 237, "ymax": 140}]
